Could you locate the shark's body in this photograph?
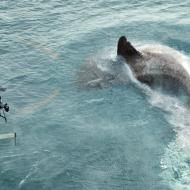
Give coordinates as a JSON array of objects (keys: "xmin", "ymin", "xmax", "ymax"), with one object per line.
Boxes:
[{"xmin": 117, "ymin": 36, "xmax": 190, "ymax": 95}]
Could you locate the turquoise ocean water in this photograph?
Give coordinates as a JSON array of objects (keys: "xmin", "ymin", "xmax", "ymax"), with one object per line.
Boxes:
[{"xmin": 0, "ymin": 0, "xmax": 190, "ymax": 190}]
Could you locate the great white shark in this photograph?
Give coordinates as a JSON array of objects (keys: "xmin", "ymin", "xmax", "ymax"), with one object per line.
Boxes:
[{"xmin": 117, "ymin": 36, "xmax": 190, "ymax": 96}]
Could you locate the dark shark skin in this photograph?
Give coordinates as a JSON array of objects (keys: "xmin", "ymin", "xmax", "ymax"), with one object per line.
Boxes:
[{"xmin": 117, "ymin": 36, "xmax": 190, "ymax": 96}]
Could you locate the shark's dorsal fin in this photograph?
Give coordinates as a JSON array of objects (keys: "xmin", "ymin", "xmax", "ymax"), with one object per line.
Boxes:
[{"xmin": 117, "ymin": 36, "xmax": 142, "ymax": 60}]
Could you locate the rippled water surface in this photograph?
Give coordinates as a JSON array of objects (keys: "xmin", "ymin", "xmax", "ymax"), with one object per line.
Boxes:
[{"xmin": 0, "ymin": 0, "xmax": 190, "ymax": 190}]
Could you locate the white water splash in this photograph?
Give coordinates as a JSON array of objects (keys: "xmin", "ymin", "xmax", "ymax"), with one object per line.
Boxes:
[
  {"xmin": 105, "ymin": 44, "xmax": 190, "ymax": 190},
  {"xmin": 79, "ymin": 44, "xmax": 190, "ymax": 190},
  {"xmin": 136, "ymin": 44, "xmax": 190, "ymax": 190}
]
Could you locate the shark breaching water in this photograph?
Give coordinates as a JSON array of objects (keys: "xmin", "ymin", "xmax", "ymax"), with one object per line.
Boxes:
[
  {"xmin": 77, "ymin": 36, "xmax": 190, "ymax": 98},
  {"xmin": 117, "ymin": 36, "xmax": 190, "ymax": 96}
]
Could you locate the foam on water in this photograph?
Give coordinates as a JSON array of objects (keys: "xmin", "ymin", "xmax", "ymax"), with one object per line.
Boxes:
[
  {"xmin": 150, "ymin": 92, "xmax": 190, "ymax": 190},
  {"xmin": 134, "ymin": 46, "xmax": 190, "ymax": 190}
]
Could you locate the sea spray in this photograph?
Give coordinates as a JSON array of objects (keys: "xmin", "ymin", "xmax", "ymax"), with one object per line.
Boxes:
[{"xmin": 140, "ymin": 45, "xmax": 190, "ymax": 190}]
